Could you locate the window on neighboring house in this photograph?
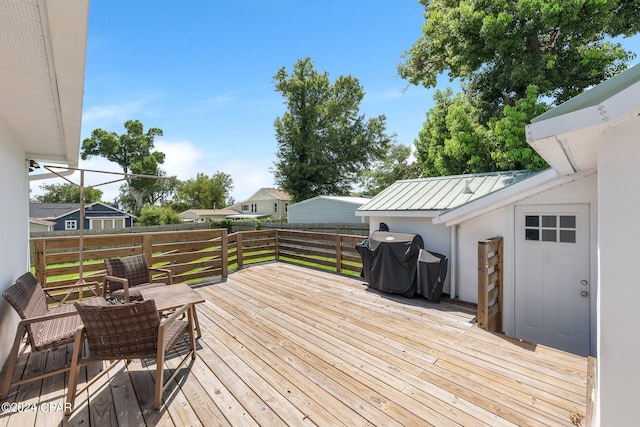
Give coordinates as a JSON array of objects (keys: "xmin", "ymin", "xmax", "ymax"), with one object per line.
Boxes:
[
  {"xmin": 242, "ymin": 204, "xmax": 249, "ymax": 211},
  {"xmin": 251, "ymin": 203, "xmax": 257, "ymax": 213},
  {"xmin": 65, "ymin": 220, "xmax": 77, "ymax": 230},
  {"xmin": 285, "ymin": 203, "xmax": 289, "ymax": 213},
  {"xmin": 274, "ymin": 202, "xmax": 278, "ymax": 213}
]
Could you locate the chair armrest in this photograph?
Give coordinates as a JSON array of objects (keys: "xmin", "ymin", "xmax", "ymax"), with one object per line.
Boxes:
[
  {"xmin": 159, "ymin": 303, "xmax": 191, "ymax": 329},
  {"xmin": 45, "ymin": 281, "xmax": 103, "ymax": 302},
  {"xmin": 149, "ymin": 267, "xmax": 174, "ymax": 285},
  {"xmin": 103, "ymin": 275, "xmax": 130, "ymax": 301},
  {"xmin": 16, "ymin": 308, "xmax": 79, "ymax": 330}
]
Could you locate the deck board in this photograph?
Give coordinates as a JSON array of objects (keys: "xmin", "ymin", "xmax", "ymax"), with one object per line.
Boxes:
[{"xmin": 1, "ymin": 262, "xmax": 588, "ymax": 426}]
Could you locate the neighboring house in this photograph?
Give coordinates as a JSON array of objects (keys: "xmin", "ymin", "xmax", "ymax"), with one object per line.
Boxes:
[
  {"xmin": 30, "ymin": 202, "xmax": 134, "ymax": 231},
  {"xmin": 29, "ymin": 217, "xmax": 56, "ymax": 233},
  {"xmin": 358, "ymin": 63, "xmax": 640, "ymax": 426},
  {"xmin": 178, "ymin": 208, "xmax": 241, "ymax": 223},
  {"xmin": 0, "ymin": 0, "xmax": 89, "ymax": 381},
  {"xmin": 227, "ymin": 188, "xmax": 291, "ymax": 221},
  {"xmin": 288, "ymin": 196, "xmax": 371, "ymax": 224}
]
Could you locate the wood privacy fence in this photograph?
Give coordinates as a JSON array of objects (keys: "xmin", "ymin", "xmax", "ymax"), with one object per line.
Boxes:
[
  {"xmin": 31, "ymin": 229, "xmax": 366, "ymax": 292},
  {"xmin": 477, "ymin": 236, "xmax": 503, "ymax": 333}
]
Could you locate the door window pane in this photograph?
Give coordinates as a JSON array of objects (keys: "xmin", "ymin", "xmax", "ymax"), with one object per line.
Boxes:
[
  {"xmin": 560, "ymin": 216, "xmax": 576, "ymax": 228},
  {"xmin": 525, "ymin": 216, "xmax": 539, "ymax": 227},
  {"xmin": 525, "ymin": 228, "xmax": 539, "ymax": 241},
  {"xmin": 542, "ymin": 229, "xmax": 557, "ymax": 242},
  {"xmin": 542, "ymin": 215, "xmax": 557, "ymax": 227},
  {"xmin": 560, "ymin": 230, "xmax": 576, "ymax": 243}
]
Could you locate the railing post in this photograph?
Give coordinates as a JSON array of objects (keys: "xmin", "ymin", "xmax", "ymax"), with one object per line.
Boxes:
[
  {"xmin": 336, "ymin": 234, "xmax": 343, "ymax": 273},
  {"xmin": 142, "ymin": 234, "xmax": 153, "ymax": 264},
  {"xmin": 236, "ymin": 232, "xmax": 244, "ymax": 268},
  {"xmin": 275, "ymin": 229, "xmax": 280, "ymax": 261},
  {"xmin": 221, "ymin": 228, "xmax": 228, "ymax": 278},
  {"xmin": 33, "ymin": 239, "xmax": 47, "ymax": 286}
]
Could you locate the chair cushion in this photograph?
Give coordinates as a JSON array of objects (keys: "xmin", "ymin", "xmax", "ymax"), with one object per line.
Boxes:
[{"xmin": 110, "ymin": 282, "xmax": 166, "ymax": 301}]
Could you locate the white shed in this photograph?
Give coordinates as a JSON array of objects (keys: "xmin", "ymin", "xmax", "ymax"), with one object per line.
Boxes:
[
  {"xmin": 288, "ymin": 196, "xmax": 370, "ymax": 224},
  {"xmin": 358, "ymin": 62, "xmax": 640, "ymax": 426}
]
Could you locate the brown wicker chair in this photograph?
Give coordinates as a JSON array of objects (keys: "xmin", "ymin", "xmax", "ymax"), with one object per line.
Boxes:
[
  {"xmin": 103, "ymin": 254, "xmax": 173, "ymax": 303},
  {"xmin": 1, "ymin": 272, "xmax": 106, "ymax": 399},
  {"xmin": 65, "ymin": 298, "xmax": 196, "ymax": 414}
]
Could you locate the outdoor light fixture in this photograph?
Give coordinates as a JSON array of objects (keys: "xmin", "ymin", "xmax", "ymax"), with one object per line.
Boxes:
[{"xmin": 28, "ymin": 159, "xmax": 40, "ymax": 172}]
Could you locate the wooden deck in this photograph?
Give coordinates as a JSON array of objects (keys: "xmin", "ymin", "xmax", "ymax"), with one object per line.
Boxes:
[{"xmin": 1, "ymin": 262, "xmax": 588, "ymax": 426}]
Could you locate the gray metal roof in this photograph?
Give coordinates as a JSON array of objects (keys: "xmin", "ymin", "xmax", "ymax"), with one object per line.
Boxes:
[
  {"xmin": 531, "ymin": 63, "xmax": 640, "ymax": 123},
  {"xmin": 358, "ymin": 170, "xmax": 543, "ymax": 212}
]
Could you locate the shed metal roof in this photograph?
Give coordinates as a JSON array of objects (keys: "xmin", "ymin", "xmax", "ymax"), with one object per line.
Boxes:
[{"xmin": 357, "ymin": 170, "xmax": 542, "ymax": 213}]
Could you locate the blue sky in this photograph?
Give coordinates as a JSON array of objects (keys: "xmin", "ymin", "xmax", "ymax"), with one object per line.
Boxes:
[{"xmin": 33, "ymin": 1, "xmax": 640, "ymax": 203}]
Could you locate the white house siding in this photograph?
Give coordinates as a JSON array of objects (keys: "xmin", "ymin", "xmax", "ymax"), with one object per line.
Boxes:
[
  {"xmin": 597, "ymin": 124, "xmax": 639, "ymax": 426},
  {"xmin": 456, "ymin": 175, "xmax": 597, "ymax": 340},
  {"xmin": 288, "ymin": 198, "xmax": 367, "ymax": 224},
  {"xmin": 0, "ymin": 124, "xmax": 30, "ymax": 367}
]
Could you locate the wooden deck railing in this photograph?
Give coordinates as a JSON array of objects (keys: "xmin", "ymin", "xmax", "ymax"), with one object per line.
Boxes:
[
  {"xmin": 31, "ymin": 229, "xmax": 365, "ymax": 295},
  {"xmin": 477, "ymin": 236, "xmax": 503, "ymax": 333}
]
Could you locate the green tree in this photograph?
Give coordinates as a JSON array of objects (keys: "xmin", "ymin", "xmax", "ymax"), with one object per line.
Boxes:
[
  {"xmin": 137, "ymin": 204, "xmax": 181, "ymax": 226},
  {"xmin": 33, "ymin": 183, "xmax": 103, "ymax": 203},
  {"xmin": 273, "ymin": 57, "xmax": 393, "ymax": 202},
  {"xmin": 175, "ymin": 172, "xmax": 234, "ymax": 209},
  {"xmin": 491, "ymin": 85, "xmax": 550, "ymax": 170},
  {"xmin": 399, "ymin": 0, "xmax": 637, "ymax": 112},
  {"xmin": 402, "ymin": 1, "xmax": 638, "ymax": 176},
  {"xmin": 359, "ymin": 143, "xmax": 421, "ymax": 195},
  {"xmin": 415, "ymin": 88, "xmax": 497, "ymax": 176},
  {"xmin": 81, "ymin": 120, "xmax": 166, "ymax": 212}
]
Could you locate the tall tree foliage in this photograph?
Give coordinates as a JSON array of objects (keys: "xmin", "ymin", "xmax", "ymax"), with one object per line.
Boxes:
[
  {"xmin": 399, "ymin": 0, "xmax": 636, "ymax": 110},
  {"xmin": 175, "ymin": 172, "xmax": 234, "ymax": 209},
  {"xmin": 416, "ymin": 88, "xmax": 497, "ymax": 176},
  {"xmin": 33, "ymin": 183, "xmax": 103, "ymax": 203},
  {"xmin": 359, "ymin": 143, "xmax": 421, "ymax": 195},
  {"xmin": 273, "ymin": 57, "xmax": 393, "ymax": 202},
  {"xmin": 401, "ymin": 0, "xmax": 638, "ymax": 175},
  {"xmin": 81, "ymin": 120, "xmax": 167, "ymax": 213}
]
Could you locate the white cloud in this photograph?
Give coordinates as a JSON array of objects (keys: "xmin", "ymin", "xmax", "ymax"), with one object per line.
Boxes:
[
  {"xmin": 82, "ymin": 100, "xmax": 147, "ymax": 125},
  {"xmin": 154, "ymin": 140, "xmax": 206, "ymax": 180},
  {"xmin": 219, "ymin": 158, "xmax": 276, "ymax": 203}
]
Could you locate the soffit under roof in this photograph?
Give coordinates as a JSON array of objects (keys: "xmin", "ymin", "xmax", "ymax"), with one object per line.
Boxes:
[{"xmin": 0, "ymin": 0, "xmax": 88, "ymax": 166}]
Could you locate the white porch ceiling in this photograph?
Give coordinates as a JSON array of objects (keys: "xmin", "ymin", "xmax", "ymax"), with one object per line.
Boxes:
[{"xmin": 0, "ymin": 0, "xmax": 88, "ymax": 167}]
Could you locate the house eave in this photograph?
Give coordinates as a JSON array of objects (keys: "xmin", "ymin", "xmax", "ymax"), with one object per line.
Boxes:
[{"xmin": 434, "ymin": 169, "xmax": 596, "ymax": 226}]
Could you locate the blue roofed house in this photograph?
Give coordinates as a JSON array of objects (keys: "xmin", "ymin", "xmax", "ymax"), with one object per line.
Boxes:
[
  {"xmin": 0, "ymin": 0, "xmax": 89, "ymax": 385},
  {"xmin": 358, "ymin": 63, "xmax": 640, "ymax": 426},
  {"xmin": 30, "ymin": 202, "xmax": 135, "ymax": 231}
]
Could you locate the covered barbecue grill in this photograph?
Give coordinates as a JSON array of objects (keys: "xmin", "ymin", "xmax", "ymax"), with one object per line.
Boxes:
[
  {"xmin": 416, "ymin": 249, "xmax": 448, "ymax": 303},
  {"xmin": 356, "ymin": 231, "xmax": 424, "ymax": 297}
]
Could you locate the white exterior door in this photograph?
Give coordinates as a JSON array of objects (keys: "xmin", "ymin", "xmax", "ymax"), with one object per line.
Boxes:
[{"xmin": 515, "ymin": 204, "xmax": 590, "ymax": 355}]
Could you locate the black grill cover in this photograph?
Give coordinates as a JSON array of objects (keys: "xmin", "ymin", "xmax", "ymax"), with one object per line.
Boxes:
[
  {"xmin": 356, "ymin": 231, "xmax": 424, "ymax": 296},
  {"xmin": 416, "ymin": 249, "xmax": 448, "ymax": 303}
]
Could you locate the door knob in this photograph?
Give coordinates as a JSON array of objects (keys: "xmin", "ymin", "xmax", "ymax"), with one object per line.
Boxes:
[{"xmin": 580, "ymin": 291, "xmax": 589, "ymax": 297}]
